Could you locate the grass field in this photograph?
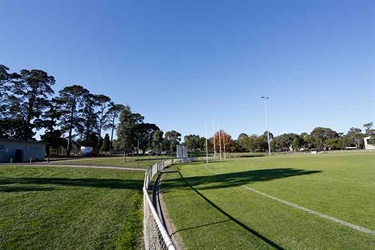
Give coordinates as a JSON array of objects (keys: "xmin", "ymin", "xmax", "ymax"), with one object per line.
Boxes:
[
  {"xmin": 56, "ymin": 156, "xmax": 171, "ymax": 169},
  {"xmin": 0, "ymin": 166, "xmax": 145, "ymax": 250},
  {"xmin": 162, "ymin": 151, "xmax": 375, "ymax": 249}
]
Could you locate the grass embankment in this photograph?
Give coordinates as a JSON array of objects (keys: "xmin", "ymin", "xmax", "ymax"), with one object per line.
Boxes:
[
  {"xmin": 0, "ymin": 166, "xmax": 145, "ymax": 250},
  {"xmin": 162, "ymin": 151, "xmax": 375, "ymax": 249},
  {"xmin": 56, "ymin": 156, "xmax": 171, "ymax": 169}
]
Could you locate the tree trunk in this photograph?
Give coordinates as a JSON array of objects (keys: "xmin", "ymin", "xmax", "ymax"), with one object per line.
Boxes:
[
  {"xmin": 110, "ymin": 116, "xmax": 115, "ymax": 154},
  {"xmin": 97, "ymin": 106, "xmax": 105, "ymax": 151},
  {"xmin": 66, "ymin": 105, "xmax": 75, "ymax": 156}
]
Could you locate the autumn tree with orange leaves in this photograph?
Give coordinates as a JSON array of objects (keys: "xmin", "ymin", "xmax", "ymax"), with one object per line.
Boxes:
[{"xmin": 211, "ymin": 130, "xmax": 236, "ymax": 155}]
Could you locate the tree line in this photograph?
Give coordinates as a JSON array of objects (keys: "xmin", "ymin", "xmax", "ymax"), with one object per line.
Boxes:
[
  {"xmin": 182, "ymin": 123, "xmax": 374, "ymax": 154},
  {"xmin": 237, "ymin": 124, "xmax": 374, "ymax": 152},
  {"xmin": 1, "ymin": 64, "xmax": 373, "ymax": 156},
  {"xmin": 0, "ymin": 65, "xmax": 182, "ymax": 156}
]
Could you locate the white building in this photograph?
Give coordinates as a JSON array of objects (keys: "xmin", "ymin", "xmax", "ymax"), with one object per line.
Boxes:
[
  {"xmin": 364, "ymin": 136, "xmax": 375, "ymax": 150},
  {"xmin": 0, "ymin": 139, "xmax": 46, "ymax": 163}
]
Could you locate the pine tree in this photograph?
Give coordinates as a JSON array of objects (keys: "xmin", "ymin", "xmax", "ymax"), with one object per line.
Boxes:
[{"xmin": 101, "ymin": 133, "xmax": 110, "ymax": 152}]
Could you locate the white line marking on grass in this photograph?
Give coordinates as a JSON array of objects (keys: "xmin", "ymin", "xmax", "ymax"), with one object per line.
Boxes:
[
  {"xmin": 204, "ymin": 164, "xmax": 375, "ymax": 236},
  {"xmin": 241, "ymin": 185, "xmax": 375, "ymax": 235},
  {"xmin": 204, "ymin": 164, "xmax": 218, "ymax": 174}
]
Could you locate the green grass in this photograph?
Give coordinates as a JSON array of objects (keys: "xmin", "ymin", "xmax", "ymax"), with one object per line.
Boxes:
[
  {"xmin": 162, "ymin": 151, "xmax": 375, "ymax": 249},
  {"xmin": 54, "ymin": 156, "xmax": 171, "ymax": 168},
  {"xmin": 0, "ymin": 166, "xmax": 145, "ymax": 250}
]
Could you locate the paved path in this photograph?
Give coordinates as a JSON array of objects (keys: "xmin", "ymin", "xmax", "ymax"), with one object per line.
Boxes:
[{"xmin": 0, "ymin": 163, "xmax": 147, "ymax": 172}]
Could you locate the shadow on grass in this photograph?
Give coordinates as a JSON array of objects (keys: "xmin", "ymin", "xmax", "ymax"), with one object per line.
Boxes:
[
  {"xmin": 162, "ymin": 168, "xmax": 321, "ymax": 248},
  {"xmin": 238, "ymin": 154, "xmax": 266, "ymax": 158},
  {"xmin": 163, "ymin": 168, "xmax": 321, "ymax": 191},
  {"xmin": 0, "ymin": 178, "xmax": 143, "ymax": 192},
  {"xmin": 171, "ymin": 219, "xmax": 231, "ymax": 236},
  {"xmin": 172, "ymin": 171, "xmax": 286, "ymax": 249}
]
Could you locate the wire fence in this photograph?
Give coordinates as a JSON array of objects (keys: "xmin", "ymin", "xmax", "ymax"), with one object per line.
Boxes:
[{"xmin": 143, "ymin": 159, "xmax": 179, "ymax": 250}]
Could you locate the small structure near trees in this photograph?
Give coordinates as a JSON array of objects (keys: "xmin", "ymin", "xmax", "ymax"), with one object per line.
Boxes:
[
  {"xmin": 364, "ymin": 136, "xmax": 375, "ymax": 150},
  {"xmin": 0, "ymin": 139, "xmax": 46, "ymax": 163}
]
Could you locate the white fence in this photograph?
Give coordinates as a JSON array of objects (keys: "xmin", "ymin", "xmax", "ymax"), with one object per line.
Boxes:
[{"xmin": 143, "ymin": 159, "xmax": 179, "ymax": 250}]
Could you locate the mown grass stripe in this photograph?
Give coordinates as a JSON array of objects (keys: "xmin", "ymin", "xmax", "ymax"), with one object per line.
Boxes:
[
  {"xmin": 204, "ymin": 164, "xmax": 375, "ymax": 236},
  {"xmin": 241, "ymin": 185, "xmax": 375, "ymax": 236},
  {"xmin": 177, "ymin": 170, "xmax": 285, "ymax": 249}
]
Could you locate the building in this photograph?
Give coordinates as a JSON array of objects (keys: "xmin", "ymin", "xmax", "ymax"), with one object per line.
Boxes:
[
  {"xmin": 364, "ymin": 136, "xmax": 375, "ymax": 150},
  {"xmin": 0, "ymin": 139, "xmax": 46, "ymax": 163}
]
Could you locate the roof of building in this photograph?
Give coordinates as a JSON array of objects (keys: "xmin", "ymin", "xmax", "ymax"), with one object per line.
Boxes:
[{"xmin": 0, "ymin": 138, "xmax": 47, "ymax": 144}]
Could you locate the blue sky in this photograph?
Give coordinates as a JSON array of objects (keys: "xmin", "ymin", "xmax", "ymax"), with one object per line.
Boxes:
[{"xmin": 0, "ymin": 0, "xmax": 374, "ymax": 139}]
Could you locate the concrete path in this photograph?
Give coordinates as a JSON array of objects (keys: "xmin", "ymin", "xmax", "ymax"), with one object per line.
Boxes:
[{"xmin": 0, "ymin": 163, "xmax": 147, "ymax": 171}]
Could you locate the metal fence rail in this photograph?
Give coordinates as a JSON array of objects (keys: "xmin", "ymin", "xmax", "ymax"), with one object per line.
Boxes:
[{"xmin": 143, "ymin": 159, "xmax": 178, "ymax": 250}]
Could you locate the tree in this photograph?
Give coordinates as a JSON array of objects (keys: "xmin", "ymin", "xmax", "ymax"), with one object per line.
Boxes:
[
  {"xmin": 164, "ymin": 130, "xmax": 181, "ymax": 153},
  {"xmin": 198, "ymin": 136, "xmax": 208, "ymax": 152},
  {"xmin": 0, "ymin": 64, "xmax": 10, "ymax": 92},
  {"xmin": 0, "ymin": 119, "xmax": 26, "ymax": 139},
  {"xmin": 104, "ymin": 103, "xmax": 125, "ymax": 153},
  {"xmin": 183, "ymin": 134, "xmax": 208, "ymax": 153},
  {"xmin": 343, "ymin": 127, "xmax": 364, "ymax": 148},
  {"xmin": 310, "ymin": 127, "xmax": 338, "ymax": 149},
  {"xmin": 111, "ymin": 139, "xmax": 122, "ymax": 151},
  {"xmin": 95, "ymin": 94, "xmax": 111, "ymax": 150},
  {"xmin": 37, "ymin": 98, "xmax": 66, "ymax": 156},
  {"xmin": 363, "ymin": 122, "xmax": 374, "ymax": 136},
  {"xmin": 326, "ymin": 138, "xmax": 341, "ymax": 150},
  {"xmin": 247, "ymin": 134, "xmax": 260, "ymax": 152},
  {"xmin": 78, "ymin": 92, "xmax": 101, "ymax": 146},
  {"xmin": 273, "ymin": 133, "xmax": 300, "ymax": 151},
  {"xmin": 117, "ymin": 106, "xmax": 144, "ymax": 153},
  {"xmin": 152, "ymin": 130, "xmax": 164, "ymax": 152},
  {"xmin": 56, "ymin": 85, "xmax": 89, "ymax": 156},
  {"xmin": 292, "ymin": 136, "xmax": 302, "ymax": 151},
  {"xmin": 184, "ymin": 134, "xmax": 200, "ymax": 151},
  {"xmin": 212, "ymin": 130, "xmax": 236, "ymax": 155},
  {"xmin": 300, "ymin": 132, "xmax": 314, "ymax": 149},
  {"xmin": 222, "ymin": 132, "xmax": 236, "ymax": 152},
  {"xmin": 0, "ymin": 65, "xmax": 17, "ymax": 138},
  {"xmin": 237, "ymin": 133, "xmax": 250, "ymax": 152},
  {"xmin": 212, "ymin": 131, "xmax": 221, "ymax": 153},
  {"xmin": 259, "ymin": 131, "xmax": 274, "ymax": 152},
  {"xmin": 134, "ymin": 123, "xmax": 159, "ymax": 155},
  {"xmin": 0, "ymin": 65, "xmax": 12, "ymax": 118},
  {"xmin": 101, "ymin": 133, "xmax": 110, "ymax": 152},
  {"xmin": 8, "ymin": 69, "xmax": 55, "ymax": 140}
]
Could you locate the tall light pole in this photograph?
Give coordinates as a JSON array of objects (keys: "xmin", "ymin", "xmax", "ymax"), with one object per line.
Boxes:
[{"xmin": 261, "ymin": 96, "xmax": 271, "ymax": 155}]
